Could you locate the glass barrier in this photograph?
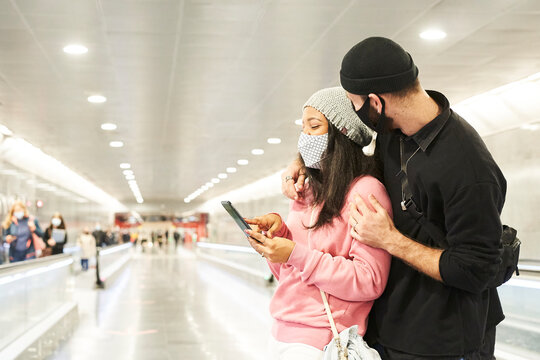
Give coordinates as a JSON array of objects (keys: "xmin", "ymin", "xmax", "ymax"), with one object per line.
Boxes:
[
  {"xmin": 97, "ymin": 243, "xmax": 132, "ymax": 280},
  {"xmin": 0, "ymin": 254, "xmax": 73, "ymax": 352}
]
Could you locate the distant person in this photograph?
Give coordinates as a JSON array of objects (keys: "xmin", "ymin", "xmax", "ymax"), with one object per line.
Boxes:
[
  {"xmin": 2, "ymin": 201, "xmax": 45, "ymax": 262},
  {"xmin": 282, "ymin": 37, "xmax": 506, "ymax": 359},
  {"xmin": 173, "ymin": 230, "xmax": 180, "ymax": 248},
  {"xmin": 121, "ymin": 230, "xmax": 130, "ymax": 243},
  {"xmin": 43, "ymin": 212, "xmax": 68, "ymax": 256},
  {"xmin": 92, "ymin": 224, "xmax": 105, "ymax": 247},
  {"xmin": 245, "ymin": 87, "xmax": 392, "ymax": 359},
  {"xmin": 77, "ymin": 227, "xmax": 96, "ymax": 271}
]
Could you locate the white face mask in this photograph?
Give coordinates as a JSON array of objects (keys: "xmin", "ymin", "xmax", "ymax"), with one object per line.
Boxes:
[
  {"xmin": 14, "ymin": 211, "xmax": 24, "ymax": 220},
  {"xmin": 298, "ymin": 132, "xmax": 328, "ymax": 169},
  {"xmin": 52, "ymin": 218, "xmax": 62, "ymax": 227}
]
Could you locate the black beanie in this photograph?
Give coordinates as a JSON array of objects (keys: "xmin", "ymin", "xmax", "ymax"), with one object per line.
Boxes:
[{"xmin": 340, "ymin": 37, "xmax": 418, "ymax": 95}]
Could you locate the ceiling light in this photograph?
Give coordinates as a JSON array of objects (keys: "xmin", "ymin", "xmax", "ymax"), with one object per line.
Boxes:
[
  {"xmin": 237, "ymin": 159, "xmax": 249, "ymax": 166},
  {"xmin": 226, "ymin": 167, "xmax": 237, "ymax": 173},
  {"xmin": 109, "ymin": 141, "xmax": 123, "ymax": 148},
  {"xmin": 184, "ymin": 198, "xmax": 191, "ymax": 203},
  {"xmin": 267, "ymin": 138, "xmax": 281, "ymax": 144},
  {"xmin": 88, "ymin": 95, "xmax": 107, "ymax": 103},
  {"xmin": 125, "ymin": 174, "xmax": 135, "ymax": 180},
  {"xmin": 521, "ymin": 123, "xmax": 540, "ymax": 131},
  {"xmin": 101, "ymin": 123, "xmax": 117, "ymax": 131},
  {"xmin": 202, "ymin": 185, "xmax": 209, "ymax": 190},
  {"xmin": 251, "ymin": 149, "xmax": 264, "ymax": 155},
  {"xmin": 63, "ymin": 44, "xmax": 88, "ymax": 55},
  {"xmin": 206, "ymin": 182, "xmax": 214, "ymax": 188},
  {"xmin": 295, "ymin": 119, "xmax": 303, "ymax": 126},
  {"xmin": 419, "ymin": 29, "xmax": 447, "ymax": 41},
  {"xmin": 128, "ymin": 180, "xmax": 137, "ymax": 185},
  {"xmin": 211, "ymin": 178, "xmax": 220, "ymax": 184},
  {"xmin": 120, "ymin": 163, "xmax": 131, "ymax": 169},
  {"xmin": 136, "ymin": 199, "xmax": 144, "ymax": 204},
  {"xmin": 218, "ymin": 173, "xmax": 227, "ymax": 179},
  {"xmin": 0, "ymin": 125, "xmax": 13, "ymax": 136},
  {"xmin": 123, "ymin": 170, "xmax": 133, "ymax": 176}
]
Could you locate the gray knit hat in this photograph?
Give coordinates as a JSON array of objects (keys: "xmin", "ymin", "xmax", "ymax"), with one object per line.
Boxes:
[{"xmin": 303, "ymin": 87, "xmax": 373, "ymax": 147}]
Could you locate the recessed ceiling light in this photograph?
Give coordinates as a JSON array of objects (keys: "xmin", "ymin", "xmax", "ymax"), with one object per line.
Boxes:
[
  {"xmin": 419, "ymin": 29, "xmax": 447, "ymax": 41},
  {"xmin": 63, "ymin": 44, "xmax": 88, "ymax": 55},
  {"xmin": 226, "ymin": 167, "xmax": 237, "ymax": 173},
  {"xmin": 0, "ymin": 125, "xmax": 13, "ymax": 136},
  {"xmin": 109, "ymin": 141, "xmax": 123, "ymax": 148},
  {"xmin": 120, "ymin": 163, "xmax": 131, "ymax": 169},
  {"xmin": 125, "ymin": 174, "xmax": 135, "ymax": 180},
  {"xmin": 206, "ymin": 182, "xmax": 214, "ymax": 188},
  {"xmin": 218, "ymin": 173, "xmax": 228, "ymax": 179},
  {"xmin": 295, "ymin": 119, "xmax": 303, "ymax": 126},
  {"xmin": 136, "ymin": 199, "xmax": 144, "ymax": 204},
  {"xmin": 267, "ymin": 137, "xmax": 281, "ymax": 144},
  {"xmin": 237, "ymin": 159, "xmax": 249, "ymax": 166},
  {"xmin": 88, "ymin": 95, "xmax": 107, "ymax": 103},
  {"xmin": 202, "ymin": 185, "xmax": 209, "ymax": 190},
  {"xmin": 123, "ymin": 170, "xmax": 133, "ymax": 175},
  {"xmin": 184, "ymin": 198, "xmax": 191, "ymax": 203},
  {"xmin": 211, "ymin": 178, "xmax": 220, "ymax": 184},
  {"xmin": 101, "ymin": 123, "xmax": 117, "ymax": 131},
  {"xmin": 251, "ymin": 149, "xmax": 264, "ymax": 155},
  {"xmin": 128, "ymin": 180, "xmax": 137, "ymax": 185}
]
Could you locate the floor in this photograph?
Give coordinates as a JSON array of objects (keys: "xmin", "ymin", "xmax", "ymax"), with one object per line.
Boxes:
[
  {"xmin": 54, "ymin": 248, "xmax": 273, "ymax": 360},
  {"xmin": 52, "ymin": 247, "xmax": 540, "ymax": 360}
]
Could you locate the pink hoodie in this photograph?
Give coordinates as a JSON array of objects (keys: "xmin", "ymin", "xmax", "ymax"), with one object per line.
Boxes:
[{"xmin": 268, "ymin": 175, "xmax": 392, "ymax": 350}]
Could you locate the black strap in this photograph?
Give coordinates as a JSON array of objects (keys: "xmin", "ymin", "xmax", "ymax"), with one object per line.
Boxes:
[{"xmin": 398, "ymin": 137, "xmax": 448, "ymax": 249}]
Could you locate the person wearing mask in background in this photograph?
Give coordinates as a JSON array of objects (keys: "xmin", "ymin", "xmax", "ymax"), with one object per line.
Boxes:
[
  {"xmin": 77, "ymin": 227, "xmax": 96, "ymax": 271},
  {"xmin": 2, "ymin": 201, "xmax": 45, "ymax": 262},
  {"xmin": 282, "ymin": 37, "xmax": 506, "ymax": 359},
  {"xmin": 42, "ymin": 212, "xmax": 68, "ymax": 256},
  {"xmin": 244, "ymin": 87, "xmax": 392, "ymax": 359}
]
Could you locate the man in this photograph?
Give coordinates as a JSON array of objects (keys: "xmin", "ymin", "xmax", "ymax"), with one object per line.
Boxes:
[{"xmin": 282, "ymin": 37, "xmax": 505, "ymax": 359}]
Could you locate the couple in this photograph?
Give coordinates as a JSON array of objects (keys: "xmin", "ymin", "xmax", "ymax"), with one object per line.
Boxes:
[{"xmin": 245, "ymin": 37, "xmax": 505, "ymax": 360}]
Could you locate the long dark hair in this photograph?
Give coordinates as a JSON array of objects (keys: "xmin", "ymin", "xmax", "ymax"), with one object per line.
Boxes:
[{"xmin": 302, "ymin": 123, "xmax": 381, "ymax": 230}]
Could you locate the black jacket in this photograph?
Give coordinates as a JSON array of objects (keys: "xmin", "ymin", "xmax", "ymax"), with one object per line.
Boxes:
[
  {"xmin": 43, "ymin": 227, "xmax": 67, "ymax": 255},
  {"xmin": 366, "ymin": 91, "xmax": 506, "ymax": 356}
]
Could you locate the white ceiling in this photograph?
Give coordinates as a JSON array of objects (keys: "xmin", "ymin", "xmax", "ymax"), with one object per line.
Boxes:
[{"xmin": 1, "ymin": 0, "xmax": 540, "ymax": 212}]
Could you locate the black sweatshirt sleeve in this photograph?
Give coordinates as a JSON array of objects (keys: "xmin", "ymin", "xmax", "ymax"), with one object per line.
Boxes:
[{"xmin": 439, "ymin": 182, "xmax": 503, "ymax": 293}]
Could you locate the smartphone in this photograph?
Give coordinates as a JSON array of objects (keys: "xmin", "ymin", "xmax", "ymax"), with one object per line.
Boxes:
[{"xmin": 221, "ymin": 201, "xmax": 252, "ymax": 238}]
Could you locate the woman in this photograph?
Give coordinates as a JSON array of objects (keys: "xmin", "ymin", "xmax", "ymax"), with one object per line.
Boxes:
[
  {"xmin": 2, "ymin": 201, "xmax": 44, "ymax": 262},
  {"xmin": 42, "ymin": 212, "xmax": 68, "ymax": 256},
  {"xmin": 245, "ymin": 87, "xmax": 393, "ymax": 359},
  {"xmin": 77, "ymin": 227, "xmax": 96, "ymax": 271}
]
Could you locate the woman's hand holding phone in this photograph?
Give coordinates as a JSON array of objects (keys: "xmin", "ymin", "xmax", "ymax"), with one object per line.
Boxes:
[{"xmin": 244, "ymin": 213, "xmax": 283, "ymax": 238}]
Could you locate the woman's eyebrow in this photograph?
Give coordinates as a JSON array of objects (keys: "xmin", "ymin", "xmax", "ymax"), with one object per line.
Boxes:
[{"xmin": 307, "ymin": 117, "xmax": 322, "ymax": 122}]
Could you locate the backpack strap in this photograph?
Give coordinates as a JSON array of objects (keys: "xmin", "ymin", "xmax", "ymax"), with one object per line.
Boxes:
[{"xmin": 398, "ymin": 136, "xmax": 448, "ymax": 249}]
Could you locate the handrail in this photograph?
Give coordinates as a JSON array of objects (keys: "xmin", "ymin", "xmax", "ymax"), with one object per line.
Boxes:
[
  {"xmin": 99, "ymin": 242, "xmax": 132, "ymax": 256},
  {"xmin": 196, "ymin": 242, "xmax": 257, "ymax": 254},
  {"xmin": 0, "ymin": 253, "xmax": 72, "ymax": 274},
  {"xmin": 0, "ymin": 254, "xmax": 73, "ymax": 286}
]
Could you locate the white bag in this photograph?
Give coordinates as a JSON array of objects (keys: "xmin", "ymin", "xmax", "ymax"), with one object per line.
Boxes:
[{"xmin": 320, "ymin": 290, "xmax": 381, "ymax": 360}]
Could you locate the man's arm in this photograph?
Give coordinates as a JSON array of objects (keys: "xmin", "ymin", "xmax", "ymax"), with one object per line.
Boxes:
[
  {"xmin": 350, "ymin": 182, "xmax": 504, "ymax": 293},
  {"xmin": 349, "ymin": 195, "xmax": 443, "ymax": 282}
]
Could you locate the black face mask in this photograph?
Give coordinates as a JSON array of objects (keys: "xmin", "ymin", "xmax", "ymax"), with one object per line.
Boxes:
[{"xmin": 355, "ymin": 95, "xmax": 389, "ymax": 134}]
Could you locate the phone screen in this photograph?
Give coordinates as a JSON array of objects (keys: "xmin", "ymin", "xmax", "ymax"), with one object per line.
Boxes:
[{"xmin": 221, "ymin": 201, "xmax": 251, "ymax": 237}]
